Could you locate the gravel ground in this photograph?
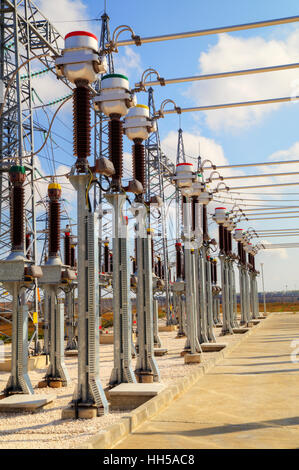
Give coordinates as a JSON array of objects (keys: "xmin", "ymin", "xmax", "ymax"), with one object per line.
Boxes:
[{"xmin": 0, "ymin": 319, "xmax": 245, "ymax": 449}]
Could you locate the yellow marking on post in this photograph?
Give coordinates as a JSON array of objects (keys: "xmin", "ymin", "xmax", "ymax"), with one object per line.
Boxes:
[{"xmin": 33, "ymin": 312, "xmax": 38, "ymax": 324}]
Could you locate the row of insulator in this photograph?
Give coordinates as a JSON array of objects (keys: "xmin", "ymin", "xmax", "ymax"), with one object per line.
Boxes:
[
  {"xmin": 103, "ymin": 243, "xmax": 113, "ymax": 273},
  {"xmin": 238, "ymin": 241, "xmax": 247, "ymax": 266},
  {"xmin": 219, "ymin": 226, "xmax": 232, "ymax": 255},
  {"xmin": 210, "ymin": 260, "xmax": 217, "ymax": 284},
  {"xmin": 248, "ymin": 253, "xmax": 255, "ymax": 271},
  {"xmin": 9, "ymin": 168, "xmax": 26, "ymax": 252}
]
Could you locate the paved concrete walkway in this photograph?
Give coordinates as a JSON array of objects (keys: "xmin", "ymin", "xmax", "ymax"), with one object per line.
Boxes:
[{"xmin": 116, "ymin": 313, "xmax": 299, "ymax": 449}]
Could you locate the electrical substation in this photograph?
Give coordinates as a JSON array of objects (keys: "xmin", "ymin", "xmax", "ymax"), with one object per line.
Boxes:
[{"xmin": 0, "ymin": 1, "xmax": 299, "ymax": 450}]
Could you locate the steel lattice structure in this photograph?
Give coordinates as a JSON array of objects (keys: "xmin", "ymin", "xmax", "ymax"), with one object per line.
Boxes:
[{"xmin": 0, "ymin": 0, "xmax": 67, "ymax": 348}]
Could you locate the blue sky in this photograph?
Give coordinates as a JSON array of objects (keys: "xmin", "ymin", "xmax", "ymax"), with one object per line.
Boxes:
[{"xmin": 32, "ymin": 0, "xmax": 299, "ymax": 291}]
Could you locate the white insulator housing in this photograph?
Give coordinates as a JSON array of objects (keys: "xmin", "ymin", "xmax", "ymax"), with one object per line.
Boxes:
[
  {"xmin": 213, "ymin": 207, "xmax": 226, "ymax": 225},
  {"xmin": 173, "ymin": 163, "xmax": 194, "ymax": 188},
  {"xmin": 94, "ymin": 73, "xmax": 136, "ymax": 117},
  {"xmin": 227, "ymin": 219, "xmax": 236, "ymax": 232},
  {"xmin": 55, "ymin": 31, "xmax": 107, "ymax": 83},
  {"xmin": 234, "ymin": 228, "xmax": 244, "ymax": 241},
  {"xmin": 123, "ymin": 105, "xmax": 155, "ymax": 141},
  {"xmin": 243, "ymin": 243, "xmax": 253, "ymax": 253},
  {"xmin": 197, "ymin": 190, "xmax": 213, "ymax": 205},
  {"xmin": 182, "ymin": 181, "xmax": 205, "ymax": 197}
]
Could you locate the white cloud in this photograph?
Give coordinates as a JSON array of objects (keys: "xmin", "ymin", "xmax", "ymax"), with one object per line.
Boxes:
[
  {"xmin": 36, "ymin": 0, "xmax": 92, "ymax": 38},
  {"xmin": 185, "ymin": 29, "xmax": 299, "ymax": 131},
  {"xmin": 113, "ymin": 46, "xmax": 143, "ymax": 80}
]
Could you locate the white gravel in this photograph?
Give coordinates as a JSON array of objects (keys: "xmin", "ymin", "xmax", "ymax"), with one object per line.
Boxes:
[{"xmin": 0, "ymin": 319, "xmax": 242, "ymax": 449}]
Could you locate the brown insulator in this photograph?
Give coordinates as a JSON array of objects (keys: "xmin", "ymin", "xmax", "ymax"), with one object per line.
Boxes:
[
  {"xmin": 109, "ymin": 117, "xmax": 123, "ymax": 189},
  {"xmin": 64, "ymin": 231, "xmax": 71, "ymax": 266},
  {"xmin": 252, "ymin": 255, "xmax": 255, "ymax": 271},
  {"xmin": 73, "ymin": 84, "xmax": 91, "ymax": 171},
  {"xmin": 49, "ymin": 200, "xmax": 60, "ymax": 257},
  {"xmin": 132, "ymin": 258, "xmax": 136, "ymax": 274},
  {"xmin": 219, "ymin": 225, "xmax": 224, "ymax": 252},
  {"xmin": 202, "ymin": 205, "xmax": 208, "ymax": 240},
  {"xmin": 191, "ymin": 196, "xmax": 197, "ymax": 232},
  {"xmin": 238, "ymin": 241, "xmax": 242, "ymax": 261},
  {"xmin": 133, "ymin": 139, "xmax": 145, "ymax": 190},
  {"xmin": 210, "ymin": 259, "xmax": 214, "ymax": 284},
  {"xmin": 11, "ymin": 185, "xmax": 24, "ymax": 251},
  {"xmin": 176, "ymin": 243, "xmax": 182, "ymax": 279},
  {"xmin": 70, "ymin": 244, "xmax": 76, "ymax": 268},
  {"xmin": 109, "ymin": 252, "xmax": 113, "ymax": 272},
  {"xmin": 213, "ymin": 261, "xmax": 217, "ymax": 284},
  {"xmin": 104, "ymin": 243, "xmax": 109, "ymax": 273}
]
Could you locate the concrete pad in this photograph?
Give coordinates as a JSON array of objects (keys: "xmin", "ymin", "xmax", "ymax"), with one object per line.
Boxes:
[
  {"xmin": 158, "ymin": 325, "xmax": 177, "ymax": 332},
  {"xmin": 175, "ymin": 333, "xmax": 186, "ymax": 338},
  {"xmin": 61, "ymin": 405, "xmax": 98, "ymax": 419},
  {"xmin": 215, "ymin": 324, "xmax": 223, "ymax": 328},
  {"xmin": 100, "ymin": 334, "xmax": 114, "ymax": 344},
  {"xmin": 233, "ymin": 327, "xmax": 249, "ymax": 334},
  {"xmin": 154, "ymin": 348, "xmax": 168, "ymax": 356},
  {"xmin": 0, "ymin": 354, "xmax": 47, "ymax": 372},
  {"xmin": 65, "ymin": 349, "xmax": 78, "ymax": 356},
  {"xmin": 251, "ymin": 319, "xmax": 261, "ymax": 325},
  {"xmin": 136, "ymin": 372, "xmax": 154, "ymax": 383},
  {"xmin": 184, "ymin": 353, "xmax": 201, "ymax": 364},
  {"xmin": 109, "ymin": 383, "xmax": 165, "ymax": 411},
  {"xmin": 0, "ymin": 393, "xmax": 55, "ymax": 412},
  {"xmin": 200, "ymin": 343, "xmax": 227, "ymax": 352}
]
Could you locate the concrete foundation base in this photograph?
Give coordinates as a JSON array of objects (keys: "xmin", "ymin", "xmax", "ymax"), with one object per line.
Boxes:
[
  {"xmin": 233, "ymin": 327, "xmax": 249, "ymax": 334},
  {"xmin": 251, "ymin": 319, "xmax": 261, "ymax": 325},
  {"xmin": 200, "ymin": 343, "xmax": 227, "ymax": 352},
  {"xmin": 175, "ymin": 333, "xmax": 186, "ymax": 338},
  {"xmin": 65, "ymin": 349, "xmax": 78, "ymax": 356},
  {"xmin": 100, "ymin": 334, "xmax": 114, "ymax": 344},
  {"xmin": 215, "ymin": 324, "xmax": 223, "ymax": 328},
  {"xmin": 0, "ymin": 354, "xmax": 47, "ymax": 372},
  {"xmin": 37, "ymin": 379, "xmax": 64, "ymax": 388},
  {"xmin": 154, "ymin": 348, "xmax": 168, "ymax": 356},
  {"xmin": 180, "ymin": 349, "xmax": 190, "ymax": 357},
  {"xmin": 61, "ymin": 405, "xmax": 99, "ymax": 419},
  {"xmin": 184, "ymin": 353, "xmax": 201, "ymax": 364},
  {"xmin": 135, "ymin": 371, "xmax": 154, "ymax": 383},
  {"xmin": 158, "ymin": 325, "xmax": 177, "ymax": 332},
  {"xmin": 0, "ymin": 393, "xmax": 55, "ymax": 412},
  {"xmin": 109, "ymin": 383, "xmax": 165, "ymax": 411},
  {"xmin": 257, "ymin": 316, "xmax": 267, "ymax": 320}
]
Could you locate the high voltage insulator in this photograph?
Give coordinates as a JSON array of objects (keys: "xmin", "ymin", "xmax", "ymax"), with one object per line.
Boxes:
[
  {"xmin": 9, "ymin": 166, "xmax": 26, "ymax": 253},
  {"xmin": 64, "ymin": 227, "xmax": 71, "ymax": 266},
  {"xmin": 48, "ymin": 183, "xmax": 61, "ymax": 258},
  {"xmin": 73, "ymin": 84, "xmax": 91, "ymax": 171}
]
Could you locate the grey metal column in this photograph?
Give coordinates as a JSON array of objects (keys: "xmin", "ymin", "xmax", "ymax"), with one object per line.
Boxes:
[
  {"xmin": 69, "ymin": 174, "xmax": 108, "ymax": 415},
  {"xmin": 65, "ymin": 288, "xmax": 77, "ymax": 350},
  {"xmin": 134, "ymin": 202, "xmax": 160, "ymax": 382},
  {"xmin": 45, "ymin": 288, "xmax": 70, "ymax": 385},
  {"xmin": 244, "ymin": 267, "xmax": 251, "ymax": 323},
  {"xmin": 198, "ymin": 248, "xmax": 208, "ymax": 343},
  {"xmin": 153, "ymin": 298, "xmax": 162, "ymax": 348},
  {"xmin": 183, "ymin": 199, "xmax": 201, "ymax": 355},
  {"xmin": 5, "ymin": 284, "xmax": 33, "ymax": 394},
  {"xmin": 107, "ymin": 193, "xmax": 136, "ymax": 385},
  {"xmin": 43, "ymin": 291, "xmax": 50, "ymax": 355},
  {"xmin": 220, "ymin": 254, "xmax": 233, "ymax": 335},
  {"xmin": 205, "ymin": 253, "xmax": 216, "ymax": 342}
]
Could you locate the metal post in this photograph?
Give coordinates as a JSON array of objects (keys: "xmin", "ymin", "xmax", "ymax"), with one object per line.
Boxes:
[
  {"xmin": 45, "ymin": 289, "xmax": 70, "ymax": 385},
  {"xmin": 134, "ymin": 202, "xmax": 160, "ymax": 382},
  {"xmin": 261, "ymin": 262, "xmax": 266, "ymax": 316},
  {"xmin": 5, "ymin": 284, "xmax": 33, "ymax": 394},
  {"xmin": 153, "ymin": 298, "xmax": 162, "ymax": 348},
  {"xmin": 69, "ymin": 174, "xmax": 108, "ymax": 415},
  {"xmin": 205, "ymin": 253, "xmax": 216, "ymax": 342},
  {"xmin": 107, "ymin": 193, "xmax": 136, "ymax": 385}
]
